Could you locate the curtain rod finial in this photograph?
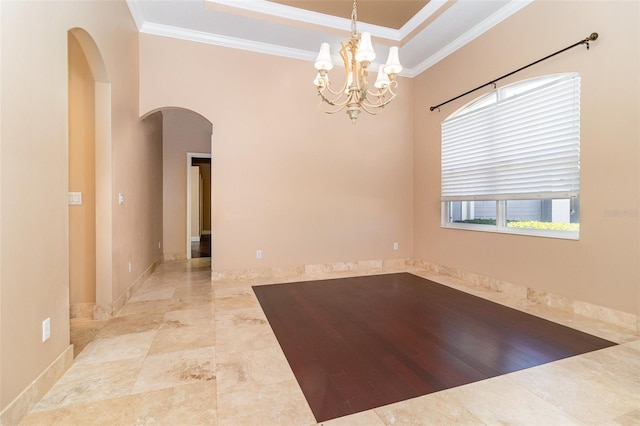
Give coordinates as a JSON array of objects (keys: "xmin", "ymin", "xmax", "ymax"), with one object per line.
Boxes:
[{"xmin": 587, "ymin": 32, "xmax": 598, "ymax": 41}]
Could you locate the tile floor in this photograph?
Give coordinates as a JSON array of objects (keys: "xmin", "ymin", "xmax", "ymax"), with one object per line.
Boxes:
[{"xmin": 20, "ymin": 260, "xmax": 640, "ymax": 425}]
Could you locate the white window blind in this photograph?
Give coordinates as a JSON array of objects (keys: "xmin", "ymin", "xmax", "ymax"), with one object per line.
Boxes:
[{"xmin": 441, "ymin": 74, "xmax": 580, "ymax": 201}]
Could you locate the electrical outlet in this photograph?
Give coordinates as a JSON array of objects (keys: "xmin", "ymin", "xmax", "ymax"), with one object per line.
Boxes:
[
  {"xmin": 158, "ymin": 241, "xmax": 162, "ymax": 249},
  {"xmin": 128, "ymin": 261, "xmax": 132, "ymax": 272},
  {"xmin": 256, "ymin": 250, "xmax": 262, "ymax": 259},
  {"xmin": 42, "ymin": 318, "xmax": 51, "ymax": 342},
  {"xmin": 393, "ymin": 242, "xmax": 399, "ymax": 250},
  {"xmin": 118, "ymin": 193, "xmax": 124, "ymax": 205}
]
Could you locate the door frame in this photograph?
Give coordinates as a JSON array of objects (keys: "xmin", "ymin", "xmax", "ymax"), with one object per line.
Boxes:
[{"xmin": 186, "ymin": 152, "xmax": 212, "ymax": 259}]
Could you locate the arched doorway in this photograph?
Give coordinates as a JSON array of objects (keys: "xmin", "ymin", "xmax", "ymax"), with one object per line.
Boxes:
[{"xmin": 141, "ymin": 107, "xmax": 213, "ymax": 263}]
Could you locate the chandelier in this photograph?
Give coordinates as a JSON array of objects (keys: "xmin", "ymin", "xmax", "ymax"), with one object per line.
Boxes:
[{"xmin": 313, "ymin": 0, "xmax": 403, "ymax": 124}]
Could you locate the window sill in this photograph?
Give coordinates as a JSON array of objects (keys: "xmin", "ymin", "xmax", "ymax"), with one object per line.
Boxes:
[{"xmin": 441, "ymin": 223, "xmax": 579, "ymax": 240}]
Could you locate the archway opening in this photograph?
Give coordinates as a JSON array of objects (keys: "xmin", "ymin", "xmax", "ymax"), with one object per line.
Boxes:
[{"xmin": 149, "ymin": 108, "xmax": 213, "ymax": 262}]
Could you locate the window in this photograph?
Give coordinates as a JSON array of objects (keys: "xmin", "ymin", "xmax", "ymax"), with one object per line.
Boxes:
[{"xmin": 441, "ymin": 74, "xmax": 580, "ymax": 239}]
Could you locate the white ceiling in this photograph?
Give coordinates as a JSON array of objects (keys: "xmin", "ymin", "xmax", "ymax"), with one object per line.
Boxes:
[{"xmin": 126, "ymin": 0, "xmax": 532, "ymax": 78}]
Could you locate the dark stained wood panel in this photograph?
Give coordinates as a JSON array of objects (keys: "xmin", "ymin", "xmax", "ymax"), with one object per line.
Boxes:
[{"xmin": 252, "ymin": 273, "xmax": 616, "ymax": 422}]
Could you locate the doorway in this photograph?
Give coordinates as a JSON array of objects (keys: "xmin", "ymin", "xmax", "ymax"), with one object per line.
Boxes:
[{"xmin": 187, "ymin": 154, "xmax": 212, "ymax": 259}]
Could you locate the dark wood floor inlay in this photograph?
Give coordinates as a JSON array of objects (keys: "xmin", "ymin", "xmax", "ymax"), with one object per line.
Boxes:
[{"xmin": 252, "ymin": 273, "xmax": 616, "ymax": 422}]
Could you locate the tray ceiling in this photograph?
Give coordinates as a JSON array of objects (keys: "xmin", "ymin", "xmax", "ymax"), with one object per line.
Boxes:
[{"xmin": 126, "ymin": 0, "xmax": 532, "ymax": 77}]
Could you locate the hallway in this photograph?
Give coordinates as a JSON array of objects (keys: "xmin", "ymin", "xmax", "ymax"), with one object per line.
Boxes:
[
  {"xmin": 21, "ymin": 260, "xmax": 640, "ymax": 425},
  {"xmin": 191, "ymin": 234, "xmax": 211, "ymax": 259}
]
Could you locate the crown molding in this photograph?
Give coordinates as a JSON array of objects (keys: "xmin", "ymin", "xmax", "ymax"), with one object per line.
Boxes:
[
  {"xmin": 125, "ymin": 0, "xmax": 144, "ymax": 31},
  {"xmin": 140, "ymin": 22, "xmax": 317, "ymax": 62},
  {"xmin": 409, "ymin": 0, "xmax": 533, "ymax": 77},
  {"xmin": 140, "ymin": 22, "xmax": 408, "ymax": 76},
  {"xmin": 127, "ymin": 1, "xmax": 419, "ymax": 79},
  {"xmin": 397, "ymin": 0, "xmax": 448, "ymax": 40}
]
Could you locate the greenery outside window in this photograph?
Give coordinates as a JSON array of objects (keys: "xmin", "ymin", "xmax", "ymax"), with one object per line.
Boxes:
[{"xmin": 441, "ymin": 73, "xmax": 580, "ymax": 239}]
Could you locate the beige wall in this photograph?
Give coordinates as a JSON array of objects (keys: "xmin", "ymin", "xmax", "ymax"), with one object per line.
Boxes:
[
  {"xmin": 133, "ymin": 113, "xmax": 164, "ymax": 284},
  {"xmin": 413, "ymin": 1, "xmax": 640, "ymax": 314},
  {"xmin": 0, "ymin": 0, "xmax": 163, "ymax": 411},
  {"xmin": 68, "ymin": 31, "xmax": 97, "ymax": 305},
  {"xmin": 141, "ymin": 35, "xmax": 415, "ymax": 270},
  {"xmin": 162, "ymin": 109, "xmax": 212, "ymax": 258}
]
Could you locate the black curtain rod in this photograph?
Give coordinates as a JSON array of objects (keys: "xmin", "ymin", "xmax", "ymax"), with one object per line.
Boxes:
[{"xmin": 429, "ymin": 32, "xmax": 599, "ymax": 112}]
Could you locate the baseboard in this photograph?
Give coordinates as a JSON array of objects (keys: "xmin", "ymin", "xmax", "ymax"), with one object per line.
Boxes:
[
  {"xmin": 202, "ymin": 230, "xmax": 211, "ymax": 235},
  {"xmin": 210, "ymin": 258, "xmax": 411, "ymax": 281},
  {"xmin": 191, "ymin": 236, "xmax": 200, "ymax": 242},
  {"xmin": 163, "ymin": 252, "xmax": 187, "ymax": 262},
  {"xmin": 412, "ymin": 259, "xmax": 639, "ymax": 332},
  {"xmin": 93, "ymin": 255, "xmax": 163, "ymax": 320},
  {"xmin": 0, "ymin": 345, "xmax": 74, "ymax": 425},
  {"xmin": 69, "ymin": 302, "xmax": 95, "ymax": 319},
  {"xmin": 188, "ymin": 257, "xmax": 212, "ymax": 267}
]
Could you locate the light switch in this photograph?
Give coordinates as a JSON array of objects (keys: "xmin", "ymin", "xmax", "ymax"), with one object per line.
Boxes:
[
  {"xmin": 118, "ymin": 193, "xmax": 124, "ymax": 205},
  {"xmin": 68, "ymin": 192, "xmax": 82, "ymax": 205}
]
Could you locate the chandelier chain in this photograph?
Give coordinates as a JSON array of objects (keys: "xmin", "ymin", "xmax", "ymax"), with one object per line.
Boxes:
[{"xmin": 351, "ymin": 0, "xmax": 358, "ymax": 38}]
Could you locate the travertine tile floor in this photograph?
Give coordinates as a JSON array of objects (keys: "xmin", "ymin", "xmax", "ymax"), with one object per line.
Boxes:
[{"xmin": 21, "ymin": 260, "xmax": 640, "ymax": 425}]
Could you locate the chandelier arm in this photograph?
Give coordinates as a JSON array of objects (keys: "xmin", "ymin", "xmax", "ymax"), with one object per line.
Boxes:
[
  {"xmin": 365, "ymin": 84, "xmax": 398, "ymax": 103},
  {"xmin": 361, "ymin": 97, "xmax": 394, "ymax": 111},
  {"xmin": 358, "ymin": 102, "xmax": 385, "ymax": 115},
  {"xmin": 382, "ymin": 80, "xmax": 399, "ymax": 96},
  {"xmin": 317, "ymin": 88, "xmax": 352, "ymax": 108},
  {"xmin": 340, "ymin": 41, "xmax": 351, "ymax": 66},
  {"xmin": 362, "ymin": 87, "xmax": 397, "ymax": 106},
  {"xmin": 362, "ymin": 81, "xmax": 398, "ymax": 107},
  {"xmin": 320, "ymin": 82, "xmax": 349, "ymax": 97},
  {"xmin": 362, "ymin": 90, "xmax": 394, "ymax": 105},
  {"xmin": 362, "ymin": 91, "xmax": 387, "ymax": 104},
  {"xmin": 319, "ymin": 107, "xmax": 348, "ymax": 115},
  {"xmin": 364, "ymin": 84, "xmax": 392, "ymax": 99},
  {"xmin": 317, "ymin": 98, "xmax": 348, "ymax": 115}
]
